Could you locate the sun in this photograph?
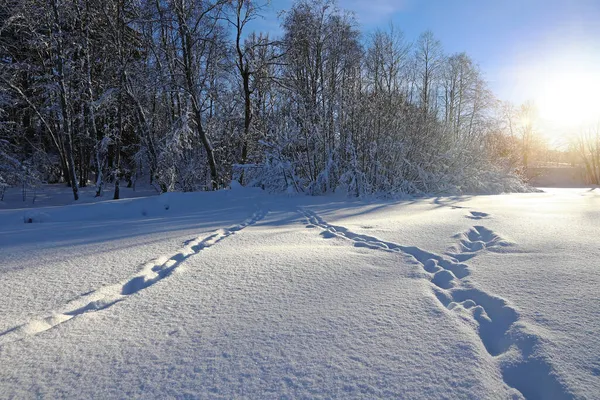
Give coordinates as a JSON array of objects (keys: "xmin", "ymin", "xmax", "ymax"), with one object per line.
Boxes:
[{"xmin": 535, "ymin": 71, "xmax": 600, "ymax": 130}]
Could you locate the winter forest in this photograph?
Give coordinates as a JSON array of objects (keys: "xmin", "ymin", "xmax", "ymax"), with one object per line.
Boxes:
[
  {"xmin": 1, "ymin": 0, "xmax": 535, "ymax": 201},
  {"xmin": 2, "ymin": 2, "xmax": 600, "ymax": 398}
]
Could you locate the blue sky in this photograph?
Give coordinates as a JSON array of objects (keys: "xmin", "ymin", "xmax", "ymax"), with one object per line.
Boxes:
[{"xmin": 251, "ymin": 0, "xmax": 600, "ymax": 105}]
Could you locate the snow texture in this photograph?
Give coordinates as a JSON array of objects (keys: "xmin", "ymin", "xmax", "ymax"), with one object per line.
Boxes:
[{"xmin": 0, "ymin": 186, "xmax": 598, "ymax": 399}]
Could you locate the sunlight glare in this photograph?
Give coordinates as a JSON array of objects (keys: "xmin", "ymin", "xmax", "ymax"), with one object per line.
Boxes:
[{"xmin": 535, "ymin": 71, "xmax": 600, "ymax": 130}]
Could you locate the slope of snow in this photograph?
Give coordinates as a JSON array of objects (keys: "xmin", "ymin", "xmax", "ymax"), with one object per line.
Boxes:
[
  {"xmin": 0, "ymin": 188, "xmax": 265, "ymax": 334},
  {"xmin": 0, "ymin": 187, "xmax": 598, "ymax": 398},
  {"xmin": 307, "ymin": 188, "xmax": 600, "ymax": 399}
]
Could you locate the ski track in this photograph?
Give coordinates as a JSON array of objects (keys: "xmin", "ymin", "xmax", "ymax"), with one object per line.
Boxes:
[
  {"xmin": 0, "ymin": 209, "xmax": 267, "ymax": 347},
  {"xmin": 300, "ymin": 208, "xmax": 571, "ymax": 400}
]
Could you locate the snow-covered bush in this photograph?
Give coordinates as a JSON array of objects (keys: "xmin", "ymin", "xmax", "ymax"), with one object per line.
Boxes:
[{"xmin": 0, "ymin": 140, "xmax": 44, "ymax": 202}]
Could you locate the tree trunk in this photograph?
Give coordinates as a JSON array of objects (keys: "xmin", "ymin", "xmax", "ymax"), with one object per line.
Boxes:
[
  {"xmin": 52, "ymin": 0, "xmax": 79, "ymax": 200},
  {"xmin": 177, "ymin": 13, "xmax": 219, "ymax": 190},
  {"xmin": 239, "ymin": 67, "xmax": 252, "ymax": 184}
]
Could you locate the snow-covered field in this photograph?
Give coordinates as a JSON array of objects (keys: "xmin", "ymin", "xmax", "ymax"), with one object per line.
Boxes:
[{"xmin": 0, "ymin": 185, "xmax": 598, "ymax": 399}]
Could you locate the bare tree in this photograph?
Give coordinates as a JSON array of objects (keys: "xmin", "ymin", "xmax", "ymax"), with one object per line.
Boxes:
[
  {"xmin": 415, "ymin": 30, "xmax": 443, "ymax": 119},
  {"xmin": 517, "ymin": 101, "xmax": 538, "ymax": 173},
  {"xmin": 171, "ymin": 0, "xmax": 227, "ymax": 190},
  {"xmin": 226, "ymin": 0, "xmax": 279, "ymax": 184},
  {"xmin": 573, "ymin": 123, "xmax": 600, "ymax": 184}
]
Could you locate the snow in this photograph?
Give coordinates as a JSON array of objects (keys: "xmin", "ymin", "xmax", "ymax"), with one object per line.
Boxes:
[
  {"xmin": 0, "ymin": 186, "xmax": 598, "ymax": 398},
  {"xmin": 0, "ymin": 182, "xmax": 159, "ymax": 210}
]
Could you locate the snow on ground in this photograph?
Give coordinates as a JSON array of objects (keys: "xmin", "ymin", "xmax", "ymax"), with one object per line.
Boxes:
[
  {"xmin": 0, "ymin": 182, "xmax": 159, "ymax": 210},
  {"xmin": 0, "ymin": 186, "xmax": 598, "ymax": 399}
]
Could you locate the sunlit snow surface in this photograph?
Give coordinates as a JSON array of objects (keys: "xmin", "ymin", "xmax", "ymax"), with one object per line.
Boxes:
[{"xmin": 0, "ymin": 187, "xmax": 598, "ymax": 399}]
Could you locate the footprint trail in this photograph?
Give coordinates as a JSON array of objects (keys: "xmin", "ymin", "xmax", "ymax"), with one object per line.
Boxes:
[
  {"xmin": 300, "ymin": 208, "xmax": 571, "ymax": 400},
  {"xmin": 0, "ymin": 209, "xmax": 267, "ymax": 347},
  {"xmin": 447, "ymin": 224, "xmax": 516, "ymax": 262}
]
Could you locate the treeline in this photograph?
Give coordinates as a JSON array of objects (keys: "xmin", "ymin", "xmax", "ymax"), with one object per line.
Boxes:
[{"xmin": 0, "ymin": 0, "xmax": 527, "ymax": 201}]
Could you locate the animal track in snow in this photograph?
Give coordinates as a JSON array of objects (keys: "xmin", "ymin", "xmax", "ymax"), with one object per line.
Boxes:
[
  {"xmin": 0, "ymin": 209, "xmax": 267, "ymax": 347},
  {"xmin": 446, "ymin": 225, "xmax": 516, "ymax": 262},
  {"xmin": 300, "ymin": 208, "xmax": 570, "ymax": 400},
  {"xmin": 467, "ymin": 210, "xmax": 490, "ymax": 220}
]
